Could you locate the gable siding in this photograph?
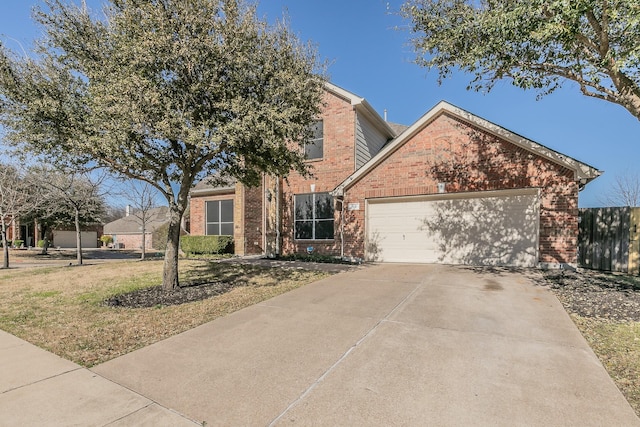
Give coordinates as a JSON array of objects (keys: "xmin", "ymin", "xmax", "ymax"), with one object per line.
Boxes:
[{"xmin": 355, "ymin": 113, "xmax": 389, "ymax": 170}]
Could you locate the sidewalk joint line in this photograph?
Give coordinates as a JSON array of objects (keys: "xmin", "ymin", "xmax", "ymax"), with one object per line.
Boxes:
[
  {"xmin": 267, "ymin": 283, "xmax": 422, "ymax": 426},
  {"xmin": 1, "ymin": 367, "xmax": 82, "ymax": 395}
]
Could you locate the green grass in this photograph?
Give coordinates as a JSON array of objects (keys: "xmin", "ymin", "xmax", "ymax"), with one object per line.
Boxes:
[{"xmin": 29, "ymin": 290, "xmax": 62, "ymax": 299}]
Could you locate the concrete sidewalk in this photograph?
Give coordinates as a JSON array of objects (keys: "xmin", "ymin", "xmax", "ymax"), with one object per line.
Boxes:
[
  {"xmin": 0, "ymin": 330, "xmax": 199, "ymax": 426},
  {"xmin": 89, "ymin": 264, "xmax": 639, "ymax": 426}
]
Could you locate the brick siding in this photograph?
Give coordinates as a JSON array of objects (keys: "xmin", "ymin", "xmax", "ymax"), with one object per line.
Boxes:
[
  {"xmin": 339, "ymin": 112, "xmax": 578, "ymax": 264},
  {"xmin": 190, "ymin": 92, "xmax": 583, "ymax": 266},
  {"xmin": 112, "ymin": 233, "xmax": 153, "ymax": 250},
  {"xmin": 281, "ymin": 90, "xmax": 358, "ymax": 256}
]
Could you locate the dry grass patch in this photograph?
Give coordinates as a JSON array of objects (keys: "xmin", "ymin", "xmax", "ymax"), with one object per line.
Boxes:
[
  {"xmin": 572, "ymin": 317, "xmax": 640, "ymax": 416},
  {"xmin": 0, "ymin": 260, "xmax": 330, "ymax": 367},
  {"xmin": 544, "ymin": 270, "xmax": 640, "ymax": 417}
]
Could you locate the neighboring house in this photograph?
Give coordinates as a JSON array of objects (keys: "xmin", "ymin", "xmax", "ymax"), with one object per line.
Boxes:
[
  {"xmin": 190, "ymin": 82, "xmax": 601, "ymax": 268},
  {"xmin": 2, "ymin": 216, "xmax": 36, "ymax": 247},
  {"xmin": 51, "ymin": 225, "xmax": 102, "ymax": 249},
  {"xmin": 103, "ymin": 206, "xmax": 170, "ymax": 250},
  {"xmin": 4, "ymin": 217, "xmax": 102, "ymax": 249}
]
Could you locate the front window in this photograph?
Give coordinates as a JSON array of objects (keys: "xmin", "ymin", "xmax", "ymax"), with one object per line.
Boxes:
[
  {"xmin": 294, "ymin": 192, "xmax": 334, "ymax": 240},
  {"xmin": 304, "ymin": 120, "xmax": 323, "ymax": 160},
  {"xmin": 206, "ymin": 200, "xmax": 234, "ymax": 236}
]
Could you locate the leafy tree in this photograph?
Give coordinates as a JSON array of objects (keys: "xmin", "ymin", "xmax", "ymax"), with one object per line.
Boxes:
[
  {"xmin": 0, "ymin": 0, "xmax": 325, "ymax": 289},
  {"xmin": 0, "ymin": 164, "xmax": 40, "ymax": 268},
  {"xmin": 401, "ymin": 0, "xmax": 640, "ymax": 120}
]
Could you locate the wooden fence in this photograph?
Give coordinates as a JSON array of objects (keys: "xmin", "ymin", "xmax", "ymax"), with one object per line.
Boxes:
[{"xmin": 578, "ymin": 207, "xmax": 640, "ymax": 274}]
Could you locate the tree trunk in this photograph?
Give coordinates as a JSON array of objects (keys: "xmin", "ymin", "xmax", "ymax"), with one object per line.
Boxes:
[
  {"xmin": 74, "ymin": 208, "xmax": 83, "ymax": 265},
  {"xmin": 141, "ymin": 221, "xmax": 146, "ymax": 260},
  {"xmin": 37, "ymin": 220, "xmax": 48, "ymax": 254},
  {"xmin": 1, "ymin": 221, "xmax": 9, "ymax": 269},
  {"xmin": 162, "ymin": 208, "xmax": 182, "ymax": 290}
]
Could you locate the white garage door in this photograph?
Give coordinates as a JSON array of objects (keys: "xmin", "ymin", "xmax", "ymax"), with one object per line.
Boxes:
[
  {"xmin": 53, "ymin": 230, "xmax": 98, "ymax": 248},
  {"xmin": 366, "ymin": 189, "xmax": 540, "ymax": 267}
]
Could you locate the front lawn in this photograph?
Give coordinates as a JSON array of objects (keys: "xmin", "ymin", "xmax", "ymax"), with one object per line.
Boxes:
[{"xmin": 0, "ymin": 260, "xmax": 330, "ymax": 367}]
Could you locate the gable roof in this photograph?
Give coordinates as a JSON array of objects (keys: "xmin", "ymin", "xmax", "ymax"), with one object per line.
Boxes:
[
  {"xmin": 333, "ymin": 100, "xmax": 602, "ymax": 196},
  {"xmin": 324, "ymin": 82, "xmax": 397, "ymax": 139},
  {"xmin": 386, "ymin": 122, "xmax": 410, "ymax": 136},
  {"xmin": 104, "ymin": 206, "xmax": 170, "ymax": 234}
]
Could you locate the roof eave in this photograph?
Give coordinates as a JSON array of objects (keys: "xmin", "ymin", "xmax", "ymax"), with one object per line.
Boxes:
[
  {"xmin": 189, "ymin": 185, "xmax": 236, "ymax": 197},
  {"xmin": 324, "ymin": 82, "xmax": 396, "ymax": 138},
  {"xmin": 442, "ymin": 103, "xmax": 602, "ymax": 184},
  {"xmin": 332, "ymin": 100, "xmax": 602, "ymax": 195}
]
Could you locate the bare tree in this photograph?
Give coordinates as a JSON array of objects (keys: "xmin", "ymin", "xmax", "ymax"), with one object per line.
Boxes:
[
  {"xmin": 31, "ymin": 167, "xmax": 106, "ymax": 265},
  {"xmin": 599, "ymin": 171, "xmax": 640, "ymax": 207},
  {"xmin": 119, "ymin": 180, "xmax": 163, "ymax": 260},
  {"xmin": 0, "ymin": 164, "xmax": 39, "ymax": 268}
]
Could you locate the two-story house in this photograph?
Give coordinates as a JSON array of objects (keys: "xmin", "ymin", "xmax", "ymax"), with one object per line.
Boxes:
[{"xmin": 189, "ymin": 82, "xmax": 601, "ymax": 268}]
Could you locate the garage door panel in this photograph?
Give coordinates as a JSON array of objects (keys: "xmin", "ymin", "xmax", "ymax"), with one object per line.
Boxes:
[
  {"xmin": 53, "ymin": 231, "xmax": 98, "ymax": 249},
  {"xmin": 366, "ymin": 191, "xmax": 539, "ymax": 267}
]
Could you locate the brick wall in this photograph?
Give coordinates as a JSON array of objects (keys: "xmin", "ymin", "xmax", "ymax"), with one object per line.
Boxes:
[
  {"xmin": 243, "ymin": 184, "xmax": 265, "ymax": 255},
  {"xmin": 189, "ymin": 190, "xmax": 235, "ymax": 235},
  {"xmin": 189, "ymin": 188, "xmax": 243, "ymax": 252},
  {"xmin": 112, "ymin": 233, "xmax": 152, "ymax": 250},
  {"xmin": 340, "ymin": 112, "xmax": 578, "ymax": 264},
  {"xmin": 190, "ymin": 98, "xmax": 581, "ymax": 266},
  {"xmin": 281, "ymin": 90, "xmax": 357, "ymax": 256}
]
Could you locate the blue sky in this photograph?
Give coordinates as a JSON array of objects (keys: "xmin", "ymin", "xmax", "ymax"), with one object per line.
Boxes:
[{"xmin": 2, "ymin": 0, "xmax": 638, "ymax": 207}]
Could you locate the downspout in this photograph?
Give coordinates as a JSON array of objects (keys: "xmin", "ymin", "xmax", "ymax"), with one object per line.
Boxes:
[
  {"xmin": 341, "ymin": 197, "xmax": 345, "ymax": 260},
  {"xmin": 335, "ymin": 196, "xmax": 345, "ymax": 260}
]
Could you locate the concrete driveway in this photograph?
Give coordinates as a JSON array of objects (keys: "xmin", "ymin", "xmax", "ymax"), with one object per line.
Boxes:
[{"xmin": 92, "ymin": 264, "xmax": 639, "ymax": 426}]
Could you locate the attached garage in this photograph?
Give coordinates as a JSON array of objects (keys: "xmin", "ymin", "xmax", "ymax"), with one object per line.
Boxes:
[
  {"xmin": 53, "ymin": 230, "xmax": 98, "ymax": 249},
  {"xmin": 366, "ymin": 189, "xmax": 540, "ymax": 267},
  {"xmin": 332, "ymin": 101, "xmax": 601, "ymax": 268}
]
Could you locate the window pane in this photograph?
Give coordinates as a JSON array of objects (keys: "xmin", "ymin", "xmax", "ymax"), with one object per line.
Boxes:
[
  {"xmin": 206, "ymin": 224, "xmax": 219, "ymax": 236},
  {"xmin": 220, "ymin": 223, "xmax": 234, "ymax": 236},
  {"xmin": 206, "ymin": 201, "xmax": 219, "ymax": 222},
  {"xmin": 315, "ymin": 193, "xmax": 333, "ymax": 219},
  {"xmin": 315, "ymin": 220, "xmax": 334, "ymax": 240},
  {"xmin": 305, "ymin": 120, "xmax": 323, "ymax": 160},
  {"xmin": 311, "ymin": 120, "xmax": 323, "ymax": 139},
  {"xmin": 220, "ymin": 200, "xmax": 233, "ymax": 222},
  {"xmin": 295, "ymin": 194, "xmax": 313, "ymax": 220},
  {"xmin": 305, "ymin": 140, "xmax": 323, "ymax": 160},
  {"xmin": 295, "ymin": 221, "xmax": 313, "ymax": 239}
]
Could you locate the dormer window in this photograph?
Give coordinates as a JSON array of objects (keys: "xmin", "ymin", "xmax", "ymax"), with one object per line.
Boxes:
[{"xmin": 304, "ymin": 120, "xmax": 323, "ymax": 160}]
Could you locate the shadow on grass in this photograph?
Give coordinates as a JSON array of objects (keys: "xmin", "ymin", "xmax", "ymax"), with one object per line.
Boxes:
[{"xmin": 104, "ymin": 261, "xmax": 327, "ymax": 308}]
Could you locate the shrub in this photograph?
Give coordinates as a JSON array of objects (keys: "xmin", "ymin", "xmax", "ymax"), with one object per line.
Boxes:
[
  {"xmin": 37, "ymin": 239, "xmax": 50, "ymax": 248},
  {"xmin": 13, "ymin": 240, "xmax": 24, "ymax": 248},
  {"xmin": 279, "ymin": 253, "xmax": 353, "ymax": 264},
  {"xmin": 152, "ymin": 223, "xmax": 169, "ymax": 250},
  {"xmin": 100, "ymin": 235, "xmax": 113, "ymax": 246},
  {"xmin": 181, "ymin": 235, "xmax": 233, "ymax": 256}
]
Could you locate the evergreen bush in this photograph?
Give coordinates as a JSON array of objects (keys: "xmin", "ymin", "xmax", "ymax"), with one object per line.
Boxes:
[{"xmin": 181, "ymin": 235, "xmax": 233, "ymax": 256}]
